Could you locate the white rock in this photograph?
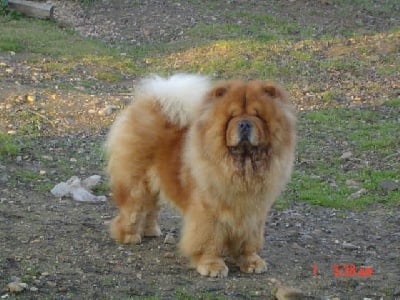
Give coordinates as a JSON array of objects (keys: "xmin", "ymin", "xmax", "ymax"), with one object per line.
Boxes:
[
  {"xmin": 82, "ymin": 175, "xmax": 102, "ymax": 189},
  {"xmin": 164, "ymin": 233, "xmax": 176, "ymax": 244},
  {"xmin": 7, "ymin": 281, "xmax": 28, "ymax": 293},
  {"xmin": 50, "ymin": 175, "xmax": 106, "ymax": 202},
  {"xmin": 70, "ymin": 187, "xmax": 107, "ymax": 202},
  {"xmin": 348, "ymin": 188, "xmax": 367, "ymax": 199},
  {"xmin": 340, "ymin": 151, "xmax": 352, "ymax": 160},
  {"xmin": 50, "ymin": 182, "xmax": 70, "ymax": 197},
  {"xmin": 342, "ymin": 241, "xmax": 359, "ymax": 250}
]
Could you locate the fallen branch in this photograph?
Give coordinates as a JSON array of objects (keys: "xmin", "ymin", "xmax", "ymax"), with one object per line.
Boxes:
[{"xmin": 8, "ymin": 0, "xmax": 54, "ymax": 19}]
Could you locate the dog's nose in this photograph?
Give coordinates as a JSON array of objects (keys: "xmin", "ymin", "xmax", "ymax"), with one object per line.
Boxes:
[{"xmin": 238, "ymin": 120, "xmax": 252, "ymax": 141}]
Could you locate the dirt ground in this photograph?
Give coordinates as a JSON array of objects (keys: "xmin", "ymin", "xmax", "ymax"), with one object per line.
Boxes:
[{"xmin": 1, "ymin": 0, "xmax": 400, "ymax": 299}]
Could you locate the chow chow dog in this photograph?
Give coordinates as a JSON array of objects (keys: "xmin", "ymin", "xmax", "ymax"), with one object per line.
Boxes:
[{"xmin": 106, "ymin": 74, "xmax": 296, "ymax": 277}]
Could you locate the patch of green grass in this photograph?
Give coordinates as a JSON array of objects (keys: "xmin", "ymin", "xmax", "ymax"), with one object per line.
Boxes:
[
  {"xmin": 14, "ymin": 169, "xmax": 39, "ymax": 182},
  {"xmin": 0, "ymin": 36, "xmax": 24, "ymax": 51},
  {"xmin": 288, "ymin": 170, "xmax": 399, "ymax": 210},
  {"xmin": 0, "ymin": 133, "xmax": 20, "ymax": 159},
  {"xmin": 286, "ymin": 103, "xmax": 400, "ymax": 209},
  {"xmin": 0, "ymin": 16, "xmax": 141, "ymax": 81},
  {"xmin": 377, "ymin": 65, "xmax": 400, "ymax": 76}
]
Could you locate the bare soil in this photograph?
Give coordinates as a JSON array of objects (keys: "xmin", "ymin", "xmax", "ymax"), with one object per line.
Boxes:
[{"xmin": 1, "ymin": 1, "xmax": 399, "ymax": 299}]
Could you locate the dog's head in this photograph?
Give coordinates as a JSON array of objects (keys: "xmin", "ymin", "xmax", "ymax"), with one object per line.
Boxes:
[{"xmin": 196, "ymin": 80, "xmax": 296, "ymax": 174}]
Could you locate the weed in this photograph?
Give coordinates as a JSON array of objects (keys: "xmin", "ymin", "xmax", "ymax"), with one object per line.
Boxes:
[
  {"xmin": 0, "ymin": 0, "xmax": 23, "ymax": 19},
  {"xmin": 0, "ymin": 133, "xmax": 20, "ymax": 159}
]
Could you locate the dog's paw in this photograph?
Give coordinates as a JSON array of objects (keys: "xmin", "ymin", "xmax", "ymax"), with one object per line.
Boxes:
[
  {"xmin": 143, "ymin": 225, "xmax": 162, "ymax": 237},
  {"xmin": 238, "ymin": 254, "xmax": 267, "ymax": 274},
  {"xmin": 122, "ymin": 233, "xmax": 142, "ymax": 244},
  {"xmin": 197, "ymin": 259, "xmax": 229, "ymax": 278},
  {"xmin": 110, "ymin": 216, "xmax": 143, "ymax": 244}
]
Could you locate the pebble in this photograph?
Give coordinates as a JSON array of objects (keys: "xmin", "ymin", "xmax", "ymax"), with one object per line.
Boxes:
[
  {"xmin": 41, "ymin": 155, "xmax": 53, "ymax": 161},
  {"xmin": 7, "ymin": 281, "xmax": 28, "ymax": 293},
  {"xmin": 273, "ymin": 285, "xmax": 305, "ymax": 300},
  {"xmin": 163, "ymin": 252, "xmax": 174, "ymax": 258},
  {"xmin": 340, "ymin": 151, "xmax": 352, "ymax": 160},
  {"xmin": 25, "ymin": 94, "xmax": 36, "ymax": 103},
  {"xmin": 342, "ymin": 241, "xmax": 359, "ymax": 250},
  {"xmin": 46, "ymin": 281, "xmax": 57, "ymax": 287},
  {"xmin": 379, "ymin": 180, "xmax": 399, "ymax": 192},
  {"xmin": 98, "ymin": 105, "xmax": 118, "ymax": 116},
  {"xmin": 348, "ymin": 188, "xmax": 367, "ymax": 199},
  {"xmin": 163, "ymin": 233, "xmax": 176, "ymax": 244},
  {"xmin": 345, "ymin": 179, "xmax": 359, "ymax": 188}
]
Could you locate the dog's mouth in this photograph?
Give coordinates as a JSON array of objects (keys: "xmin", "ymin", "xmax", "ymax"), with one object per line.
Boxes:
[
  {"xmin": 227, "ymin": 142, "xmax": 271, "ymax": 174},
  {"xmin": 228, "ymin": 141, "xmax": 270, "ymax": 162},
  {"xmin": 228, "ymin": 141, "xmax": 258, "ymax": 156}
]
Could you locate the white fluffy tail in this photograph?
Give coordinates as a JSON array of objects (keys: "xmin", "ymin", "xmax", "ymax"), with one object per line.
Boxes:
[{"xmin": 135, "ymin": 74, "xmax": 211, "ymax": 127}]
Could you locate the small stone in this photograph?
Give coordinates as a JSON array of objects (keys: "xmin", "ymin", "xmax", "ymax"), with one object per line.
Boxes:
[
  {"xmin": 348, "ymin": 188, "xmax": 367, "ymax": 199},
  {"xmin": 342, "ymin": 241, "xmax": 359, "ymax": 250},
  {"xmin": 136, "ymin": 273, "xmax": 142, "ymax": 280},
  {"xmin": 98, "ymin": 105, "xmax": 118, "ymax": 116},
  {"xmin": 46, "ymin": 281, "xmax": 56, "ymax": 287},
  {"xmin": 7, "ymin": 281, "xmax": 28, "ymax": 293},
  {"xmin": 273, "ymin": 285, "xmax": 305, "ymax": 300},
  {"xmin": 30, "ymin": 286, "xmax": 38, "ymax": 292},
  {"xmin": 340, "ymin": 151, "xmax": 352, "ymax": 160},
  {"xmin": 25, "ymin": 94, "xmax": 36, "ymax": 103},
  {"xmin": 164, "ymin": 233, "xmax": 176, "ymax": 244},
  {"xmin": 41, "ymin": 155, "xmax": 53, "ymax": 161},
  {"xmin": 267, "ymin": 277, "xmax": 280, "ymax": 285},
  {"xmin": 345, "ymin": 179, "xmax": 359, "ymax": 188},
  {"xmin": 393, "ymin": 286, "xmax": 400, "ymax": 296},
  {"xmin": 0, "ymin": 175, "xmax": 9, "ymax": 184},
  {"xmin": 379, "ymin": 180, "xmax": 399, "ymax": 192},
  {"xmin": 70, "ymin": 158, "xmax": 77, "ymax": 162},
  {"xmin": 57, "ymin": 286, "xmax": 67, "ymax": 292},
  {"xmin": 164, "ymin": 252, "xmax": 174, "ymax": 258}
]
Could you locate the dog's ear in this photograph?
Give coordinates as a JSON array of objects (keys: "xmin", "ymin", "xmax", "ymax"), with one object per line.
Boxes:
[{"xmin": 262, "ymin": 81, "xmax": 287, "ymax": 101}]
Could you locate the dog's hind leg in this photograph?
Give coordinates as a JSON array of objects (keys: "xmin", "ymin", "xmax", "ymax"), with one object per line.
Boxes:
[
  {"xmin": 110, "ymin": 180, "xmax": 152, "ymax": 244},
  {"xmin": 143, "ymin": 203, "xmax": 162, "ymax": 237}
]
